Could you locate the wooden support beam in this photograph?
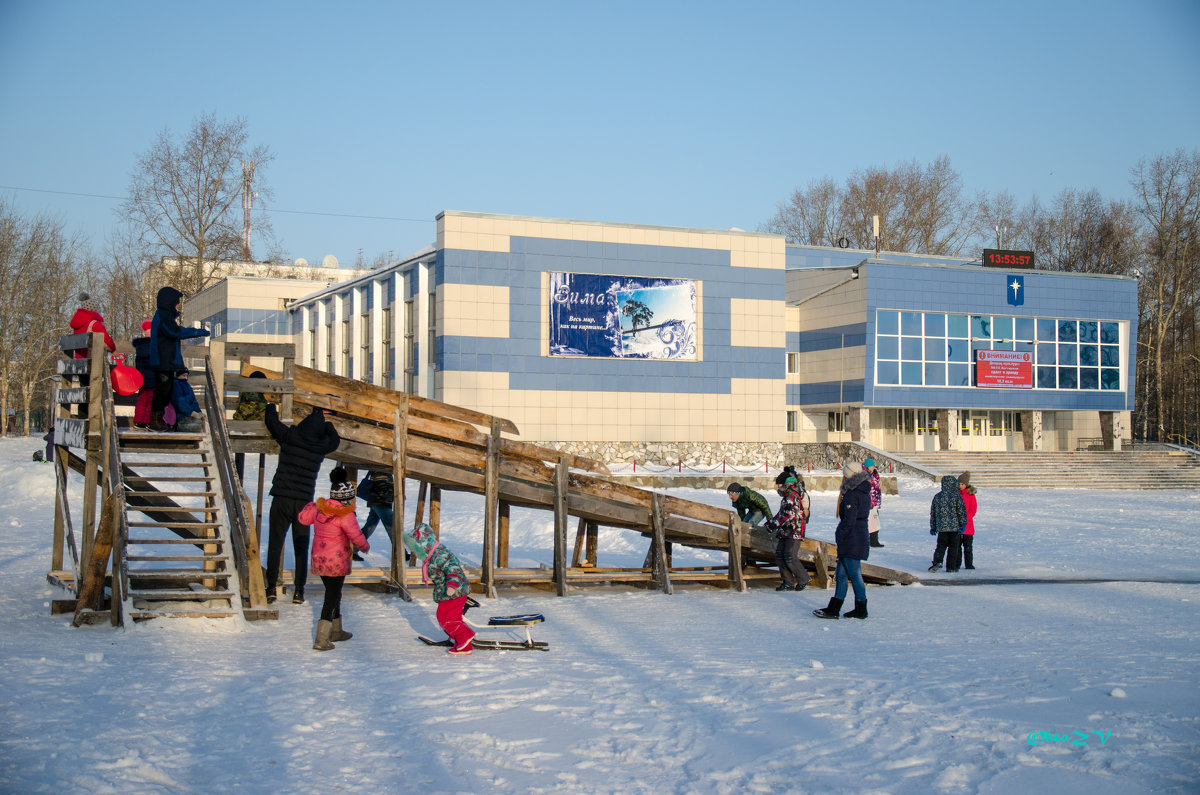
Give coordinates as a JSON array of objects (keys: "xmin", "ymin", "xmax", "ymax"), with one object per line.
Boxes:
[
  {"xmin": 481, "ymin": 417, "xmax": 500, "ymax": 598},
  {"xmin": 585, "ymin": 521, "xmax": 598, "ymax": 568},
  {"xmin": 570, "ymin": 516, "xmax": 587, "ymax": 568},
  {"xmin": 392, "ymin": 399, "xmax": 410, "ymax": 600},
  {"xmin": 727, "ymin": 516, "xmax": 747, "ymax": 592},
  {"xmin": 553, "ymin": 459, "xmax": 568, "ymax": 597},
  {"xmin": 414, "ymin": 480, "xmax": 428, "ymax": 526},
  {"xmin": 73, "ymin": 495, "xmax": 115, "ymax": 625},
  {"xmin": 650, "ymin": 494, "xmax": 673, "ymax": 595},
  {"xmin": 497, "ymin": 501, "xmax": 510, "ymax": 568},
  {"xmin": 430, "ymin": 486, "xmax": 441, "ymax": 537}
]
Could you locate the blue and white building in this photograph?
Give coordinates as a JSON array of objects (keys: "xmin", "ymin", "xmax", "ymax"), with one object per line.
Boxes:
[{"xmin": 200, "ymin": 211, "xmax": 1138, "ymax": 458}]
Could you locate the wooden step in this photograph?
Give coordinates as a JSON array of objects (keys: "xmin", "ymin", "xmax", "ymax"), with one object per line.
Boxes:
[
  {"xmin": 130, "ymin": 506, "xmax": 219, "ymax": 514},
  {"xmin": 125, "ymin": 476, "xmax": 211, "ymax": 483},
  {"xmin": 126, "ymin": 554, "xmax": 228, "ymax": 562},
  {"xmin": 130, "ymin": 609, "xmax": 239, "ymax": 619},
  {"xmin": 126, "ymin": 536, "xmax": 224, "ymax": 544},
  {"xmin": 128, "ymin": 521, "xmax": 220, "ymax": 530},
  {"xmin": 128, "ymin": 569, "xmax": 231, "ymax": 579},
  {"xmin": 126, "ymin": 491, "xmax": 217, "ymax": 498},
  {"xmin": 127, "ymin": 589, "xmax": 235, "ymax": 600},
  {"xmin": 123, "ymin": 461, "xmax": 213, "ymax": 468}
]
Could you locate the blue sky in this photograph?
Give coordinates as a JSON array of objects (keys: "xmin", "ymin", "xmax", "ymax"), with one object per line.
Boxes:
[{"xmin": 1, "ymin": 0, "xmax": 1197, "ymax": 269}]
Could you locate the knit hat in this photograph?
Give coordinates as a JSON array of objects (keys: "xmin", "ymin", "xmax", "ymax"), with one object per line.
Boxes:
[
  {"xmin": 726, "ymin": 482, "xmax": 743, "ymax": 495},
  {"xmin": 958, "ymin": 471, "xmax": 971, "ymax": 488},
  {"xmin": 78, "ymin": 291, "xmax": 101, "ymax": 314},
  {"xmin": 141, "ymin": 319, "xmax": 151, "ymax": 334},
  {"xmin": 864, "ymin": 458, "xmax": 876, "ymax": 469},
  {"xmin": 329, "ymin": 466, "xmax": 354, "ymax": 502},
  {"xmin": 843, "ymin": 461, "xmax": 863, "ymax": 479}
]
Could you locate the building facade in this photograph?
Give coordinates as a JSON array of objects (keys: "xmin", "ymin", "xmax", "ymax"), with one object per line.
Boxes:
[{"xmin": 219, "ymin": 211, "xmax": 1137, "ymax": 460}]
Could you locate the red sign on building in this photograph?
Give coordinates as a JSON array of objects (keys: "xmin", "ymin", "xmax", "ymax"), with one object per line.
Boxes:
[{"xmin": 975, "ymin": 349, "xmax": 1034, "ymax": 388}]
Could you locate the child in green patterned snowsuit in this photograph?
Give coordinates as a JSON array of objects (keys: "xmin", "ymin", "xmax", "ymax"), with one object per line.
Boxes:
[{"xmin": 402, "ymin": 523, "xmax": 474, "ymax": 655}]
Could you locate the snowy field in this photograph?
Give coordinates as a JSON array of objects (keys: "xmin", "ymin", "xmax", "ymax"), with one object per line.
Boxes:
[{"xmin": 1, "ymin": 435, "xmax": 1198, "ymax": 794}]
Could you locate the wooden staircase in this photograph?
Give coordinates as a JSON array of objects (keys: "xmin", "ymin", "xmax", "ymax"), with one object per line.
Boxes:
[{"xmin": 117, "ymin": 421, "xmax": 243, "ymax": 619}]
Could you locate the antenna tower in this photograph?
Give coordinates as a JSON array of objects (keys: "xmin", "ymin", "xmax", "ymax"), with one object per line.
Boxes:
[{"xmin": 241, "ymin": 160, "xmax": 256, "ymax": 261}]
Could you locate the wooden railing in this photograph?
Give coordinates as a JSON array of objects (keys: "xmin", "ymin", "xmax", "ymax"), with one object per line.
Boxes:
[
  {"xmin": 98, "ymin": 362, "xmax": 130, "ymax": 626},
  {"xmin": 202, "ymin": 357, "xmax": 267, "ymax": 609}
]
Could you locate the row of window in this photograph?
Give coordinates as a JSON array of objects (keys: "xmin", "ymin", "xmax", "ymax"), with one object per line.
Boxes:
[{"xmin": 874, "ymin": 310, "xmax": 1123, "ymax": 391}]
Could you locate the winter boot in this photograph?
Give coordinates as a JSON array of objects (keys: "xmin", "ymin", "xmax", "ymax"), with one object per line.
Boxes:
[
  {"xmin": 149, "ymin": 410, "xmax": 171, "ymax": 432},
  {"xmin": 313, "ymin": 620, "xmax": 335, "ymax": 651},
  {"xmin": 448, "ymin": 635, "xmax": 474, "ymax": 656},
  {"xmin": 813, "ymin": 597, "xmax": 844, "ymax": 620},
  {"xmin": 870, "ymin": 533, "xmax": 885, "ymax": 548},
  {"xmin": 331, "ymin": 617, "xmax": 353, "ymax": 642},
  {"xmin": 843, "ymin": 600, "xmax": 868, "ymax": 619},
  {"xmin": 775, "ymin": 583, "xmax": 793, "ymax": 591},
  {"xmin": 265, "ymin": 586, "xmax": 277, "ymax": 605},
  {"xmin": 292, "ymin": 588, "xmax": 305, "ymax": 605}
]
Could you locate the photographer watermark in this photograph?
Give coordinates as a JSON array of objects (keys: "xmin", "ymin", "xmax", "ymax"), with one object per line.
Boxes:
[{"xmin": 1026, "ymin": 730, "xmax": 1111, "ymax": 747}]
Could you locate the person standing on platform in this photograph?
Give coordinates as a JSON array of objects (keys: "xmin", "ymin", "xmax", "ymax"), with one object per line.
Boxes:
[
  {"xmin": 263, "ymin": 402, "xmax": 341, "ymax": 604},
  {"xmin": 148, "ymin": 286, "xmax": 209, "ymax": 431}
]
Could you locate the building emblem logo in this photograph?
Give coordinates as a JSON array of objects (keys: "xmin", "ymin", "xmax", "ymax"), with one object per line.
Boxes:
[{"xmin": 1007, "ymin": 274, "xmax": 1025, "ymax": 307}]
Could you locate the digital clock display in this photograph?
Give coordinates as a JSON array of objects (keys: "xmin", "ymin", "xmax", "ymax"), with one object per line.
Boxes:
[{"xmin": 982, "ymin": 248, "xmax": 1035, "ymax": 269}]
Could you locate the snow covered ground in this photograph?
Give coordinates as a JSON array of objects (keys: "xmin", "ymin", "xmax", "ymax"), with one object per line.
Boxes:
[{"xmin": 1, "ymin": 435, "xmax": 1198, "ymax": 794}]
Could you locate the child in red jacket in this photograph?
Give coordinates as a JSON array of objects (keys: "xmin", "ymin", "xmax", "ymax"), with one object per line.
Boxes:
[
  {"xmin": 959, "ymin": 471, "xmax": 978, "ymax": 570},
  {"xmin": 299, "ymin": 467, "xmax": 369, "ymax": 651},
  {"xmin": 68, "ymin": 291, "xmax": 117, "ymax": 359}
]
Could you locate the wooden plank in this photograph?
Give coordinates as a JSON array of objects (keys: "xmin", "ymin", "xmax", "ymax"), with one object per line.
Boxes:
[
  {"xmin": 59, "ymin": 332, "xmax": 91, "ymax": 352},
  {"xmin": 222, "ymin": 374, "xmax": 294, "ymax": 394},
  {"xmin": 73, "ymin": 495, "xmax": 115, "ymax": 625},
  {"xmin": 56, "ymin": 387, "xmax": 89, "ymax": 405},
  {"xmin": 57, "ymin": 358, "xmax": 90, "ymax": 376},
  {"xmin": 54, "ymin": 417, "xmax": 86, "ymax": 449},
  {"xmin": 224, "ymin": 341, "xmax": 295, "ymax": 359},
  {"xmin": 553, "ymin": 459, "xmax": 568, "ymax": 597}
]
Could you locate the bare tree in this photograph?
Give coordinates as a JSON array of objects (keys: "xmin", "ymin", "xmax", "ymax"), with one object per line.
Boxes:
[
  {"xmin": 0, "ymin": 200, "xmax": 84, "ymax": 435},
  {"xmin": 762, "ymin": 177, "xmax": 844, "ymax": 246},
  {"xmin": 122, "ymin": 112, "xmax": 273, "ymax": 297},
  {"xmin": 1130, "ymin": 149, "xmax": 1200, "ymax": 441},
  {"xmin": 765, "ymin": 157, "xmax": 979, "ymax": 255},
  {"xmin": 1025, "ymin": 188, "xmax": 1138, "ymax": 275}
]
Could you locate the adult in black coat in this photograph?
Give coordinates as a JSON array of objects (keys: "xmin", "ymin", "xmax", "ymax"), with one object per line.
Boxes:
[
  {"xmin": 814, "ymin": 462, "xmax": 873, "ymax": 620},
  {"xmin": 264, "ymin": 402, "xmax": 341, "ymax": 603}
]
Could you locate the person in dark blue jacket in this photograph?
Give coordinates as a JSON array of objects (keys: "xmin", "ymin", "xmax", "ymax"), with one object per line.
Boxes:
[
  {"xmin": 149, "ymin": 286, "xmax": 209, "ymax": 430},
  {"xmin": 814, "ymin": 462, "xmax": 872, "ymax": 620}
]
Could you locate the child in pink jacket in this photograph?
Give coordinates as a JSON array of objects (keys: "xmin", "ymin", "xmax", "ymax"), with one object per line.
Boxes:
[
  {"xmin": 958, "ymin": 471, "xmax": 978, "ymax": 570},
  {"xmin": 299, "ymin": 467, "xmax": 369, "ymax": 651}
]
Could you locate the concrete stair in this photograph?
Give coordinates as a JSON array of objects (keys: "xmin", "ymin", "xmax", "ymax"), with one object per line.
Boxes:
[{"xmin": 895, "ymin": 449, "xmax": 1200, "ymax": 489}]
